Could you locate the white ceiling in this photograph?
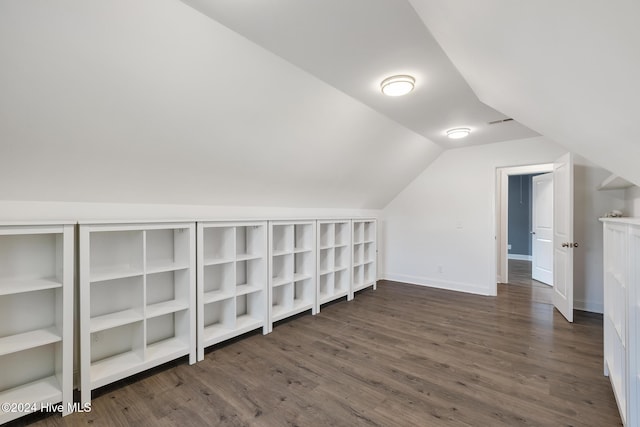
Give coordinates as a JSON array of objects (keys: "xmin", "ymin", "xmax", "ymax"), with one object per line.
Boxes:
[
  {"xmin": 180, "ymin": 0, "xmax": 539, "ymax": 149},
  {"xmin": 409, "ymin": 0, "xmax": 640, "ymax": 186},
  {"xmin": 3, "ymin": 0, "xmax": 635, "ymax": 210},
  {"xmin": 0, "ymin": 0, "xmax": 441, "ymax": 208}
]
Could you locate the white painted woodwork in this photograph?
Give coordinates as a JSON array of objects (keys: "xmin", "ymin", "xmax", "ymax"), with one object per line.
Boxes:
[
  {"xmin": 532, "ymin": 173, "xmax": 553, "ymax": 285},
  {"xmin": 0, "ymin": 223, "xmax": 74, "ymax": 423},
  {"xmin": 79, "ymin": 222, "xmax": 196, "ymax": 406},
  {"xmin": 316, "ymin": 220, "xmax": 352, "ymax": 312},
  {"xmin": 552, "ymin": 153, "xmax": 574, "ymax": 322},
  {"xmin": 196, "ymin": 221, "xmax": 268, "ymax": 361},
  {"xmin": 268, "ymin": 221, "xmax": 316, "ymax": 332},
  {"xmin": 350, "ymin": 219, "xmax": 377, "ymax": 300},
  {"xmin": 602, "ymin": 217, "xmax": 640, "ymax": 426},
  {"xmin": 598, "ymin": 174, "xmax": 634, "ymax": 191}
]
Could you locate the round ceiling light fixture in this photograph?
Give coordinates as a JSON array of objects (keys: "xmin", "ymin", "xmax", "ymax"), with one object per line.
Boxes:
[
  {"xmin": 380, "ymin": 75, "xmax": 415, "ymax": 96},
  {"xmin": 446, "ymin": 128, "xmax": 471, "ymax": 139}
]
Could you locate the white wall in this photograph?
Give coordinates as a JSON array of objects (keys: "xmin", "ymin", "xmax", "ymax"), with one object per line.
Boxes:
[
  {"xmin": 573, "ymin": 157, "xmax": 626, "ymax": 313},
  {"xmin": 626, "ymin": 186, "xmax": 640, "ymax": 217},
  {"xmin": 381, "ymin": 136, "xmax": 565, "ymax": 295},
  {"xmin": 381, "ymin": 136, "xmax": 623, "ymax": 313},
  {"xmin": 0, "ymin": 200, "xmax": 379, "ymax": 223}
]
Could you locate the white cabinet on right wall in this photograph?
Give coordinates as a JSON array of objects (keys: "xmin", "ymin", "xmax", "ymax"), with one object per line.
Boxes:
[
  {"xmin": 602, "ymin": 217, "xmax": 640, "ymax": 426},
  {"xmin": 350, "ymin": 219, "xmax": 377, "ymax": 300}
]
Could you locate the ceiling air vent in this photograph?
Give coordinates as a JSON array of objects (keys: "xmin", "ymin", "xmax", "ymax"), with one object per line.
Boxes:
[{"xmin": 488, "ymin": 118, "xmax": 514, "ymax": 125}]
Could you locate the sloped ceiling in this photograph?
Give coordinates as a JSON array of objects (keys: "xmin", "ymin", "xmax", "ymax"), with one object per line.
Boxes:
[
  {"xmin": 0, "ymin": 0, "xmax": 441, "ymax": 209},
  {"xmin": 5, "ymin": 1, "xmax": 623, "ymax": 211},
  {"xmin": 409, "ymin": 0, "xmax": 640, "ymax": 186},
  {"xmin": 180, "ymin": 0, "xmax": 538, "ymax": 148}
]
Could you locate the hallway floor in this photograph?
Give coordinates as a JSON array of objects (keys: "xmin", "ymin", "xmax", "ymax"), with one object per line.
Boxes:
[{"xmin": 507, "ymin": 259, "xmax": 553, "ymax": 305}]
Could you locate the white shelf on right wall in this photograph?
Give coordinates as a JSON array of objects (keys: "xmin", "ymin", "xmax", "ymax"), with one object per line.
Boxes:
[
  {"xmin": 350, "ymin": 219, "xmax": 377, "ymax": 300},
  {"xmin": 598, "ymin": 173, "xmax": 634, "ymax": 191},
  {"xmin": 601, "ymin": 217, "xmax": 640, "ymax": 426}
]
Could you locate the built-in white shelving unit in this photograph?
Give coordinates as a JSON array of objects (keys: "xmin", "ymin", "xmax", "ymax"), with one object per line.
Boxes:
[
  {"xmin": 79, "ymin": 222, "xmax": 196, "ymax": 406},
  {"xmin": 317, "ymin": 220, "xmax": 351, "ymax": 312},
  {"xmin": 602, "ymin": 217, "xmax": 640, "ymax": 426},
  {"xmin": 350, "ymin": 219, "xmax": 377, "ymax": 300},
  {"xmin": 268, "ymin": 221, "xmax": 316, "ymax": 332},
  {"xmin": 0, "ymin": 223, "xmax": 74, "ymax": 423},
  {"xmin": 197, "ymin": 221, "xmax": 268, "ymax": 361}
]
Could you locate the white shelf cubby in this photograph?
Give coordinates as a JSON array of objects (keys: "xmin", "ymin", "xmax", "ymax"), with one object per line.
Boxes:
[
  {"xmin": 350, "ymin": 219, "xmax": 377, "ymax": 300},
  {"xmin": 0, "ymin": 223, "xmax": 74, "ymax": 423},
  {"xmin": 197, "ymin": 222, "xmax": 268, "ymax": 361},
  {"xmin": 316, "ymin": 220, "xmax": 351, "ymax": 311},
  {"xmin": 269, "ymin": 221, "xmax": 316, "ymax": 332},
  {"xmin": 80, "ymin": 222, "xmax": 196, "ymax": 406}
]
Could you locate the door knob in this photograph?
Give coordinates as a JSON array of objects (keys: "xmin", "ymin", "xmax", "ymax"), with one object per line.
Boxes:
[
  {"xmin": 530, "ymin": 231, "xmax": 536, "ymax": 235},
  {"xmin": 562, "ymin": 242, "xmax": 568, "ymax": 247}
]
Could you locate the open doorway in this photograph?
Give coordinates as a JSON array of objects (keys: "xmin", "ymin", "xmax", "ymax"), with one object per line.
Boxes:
[
  {"xmin": 494, "ymin": 155, "xmax": 575, "ymax": 322},
  {"xmin": 495, "ymin": 163, "xmax": 554, "ymax": 290},
  {"xmin": 506, "ymin": 173, "xmax": 553, "ymax": 302}
]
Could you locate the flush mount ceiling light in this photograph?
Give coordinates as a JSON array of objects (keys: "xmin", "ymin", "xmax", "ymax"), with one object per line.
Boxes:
[
  {"xmin": 380, "ymin": 75, "xmax": 415, "ymax": 96},
  {"xmin": 446, "ymin": 128, "xmax": 471, "ymax": 139}
]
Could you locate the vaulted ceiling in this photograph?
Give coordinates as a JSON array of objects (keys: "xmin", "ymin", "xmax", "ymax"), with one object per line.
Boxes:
[
  {"xmin": 408, "ymin": 0, "xmax": 640, "ymax": 186},
  {"xmin": 180, "ymin": 0, "xmax": 538, "ymax": 148},
  {"xmin": 1, "ymin": 0, "xmax": 636, "ymax": 210}
]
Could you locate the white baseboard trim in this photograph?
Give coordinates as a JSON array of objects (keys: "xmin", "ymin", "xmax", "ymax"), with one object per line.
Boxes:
[
  {"xmin": 575, "ymin": 299, "xmax": 603, "ymax": 314},
  {"xmin": 381, "ymin": 272, "xmax": 491, "ymax": 296},
  {"xmin": 381, "ymin": 273, "xmax": 603, "ymax": 313},
  {"xmin": 508, "ymin": 254, "xmax": 532, "ymax": 261}
]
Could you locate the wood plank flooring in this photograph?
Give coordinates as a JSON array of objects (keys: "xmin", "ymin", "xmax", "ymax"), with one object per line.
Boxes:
[
  {"xmin": 507, "ymin": 259, "xmax": 553, "ymax": 305},
  {"xmin": 16, "ymin": 281, "xmax": 621, "ymax": 426}
]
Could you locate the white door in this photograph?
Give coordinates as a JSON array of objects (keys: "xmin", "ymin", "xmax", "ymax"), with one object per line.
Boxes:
[
  {"xmin": 532, "ymin": 173, "xmax": 553, "ymax": 285},
  {"xmin": 552, "ymin": 153, "xmax": 574, "ymax": 322}
]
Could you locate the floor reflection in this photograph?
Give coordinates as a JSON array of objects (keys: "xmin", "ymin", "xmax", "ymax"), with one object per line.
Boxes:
[{"xmin": 507, "ymin": 259, "xmax": 553, "ymax": 305}]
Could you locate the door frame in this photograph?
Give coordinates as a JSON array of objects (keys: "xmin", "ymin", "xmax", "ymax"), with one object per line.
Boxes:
[{"xmin": 493, "ymin": 163, "xmax": 553, "ymax": 293}]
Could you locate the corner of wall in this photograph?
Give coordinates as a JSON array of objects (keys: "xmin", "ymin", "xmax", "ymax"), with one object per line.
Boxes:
[{"xmin": 626, "ymin": 186, "xmax": 640, "ymax": 217}]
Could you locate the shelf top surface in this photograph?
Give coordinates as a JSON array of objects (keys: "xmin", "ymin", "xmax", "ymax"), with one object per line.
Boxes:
[
  {"xmin": 0, "ymin": 278, "xmax": 62, "ymax": 296},
  {"xmin": 0, "ymin": 375, "xmax": 61, "ymax": 404},
  {"xmin": 2, "ymin": 217, "xmax": 378, "ymax": 227},
  {"xmin": 199, "ymin": 216, "xmax": 377, "ymax": 224},
  {"xmin": 600, "ymin": 217, "xmax": 640, "ymax": 225},
  {"xmin": 0, "ymin": 220, "xmax": 75, "ymax": 226},
  {"xmin": 79, "ymin": 219, "xmax": 196, "ymax": 227}
]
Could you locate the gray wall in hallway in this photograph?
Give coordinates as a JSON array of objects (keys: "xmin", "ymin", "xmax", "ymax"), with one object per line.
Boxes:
[{"xmin": 508, "ymin": 174, "xmax": 534, "ymax": 256}]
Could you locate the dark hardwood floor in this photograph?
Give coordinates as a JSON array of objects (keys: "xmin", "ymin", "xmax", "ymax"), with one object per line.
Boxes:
[
  {"xmin": 17, "ymin": 281, "xmax": 620, "ymax": 426},
  {"xmin": 507, "ymin": 259, "xmax": 553, "ymax": 305}
]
